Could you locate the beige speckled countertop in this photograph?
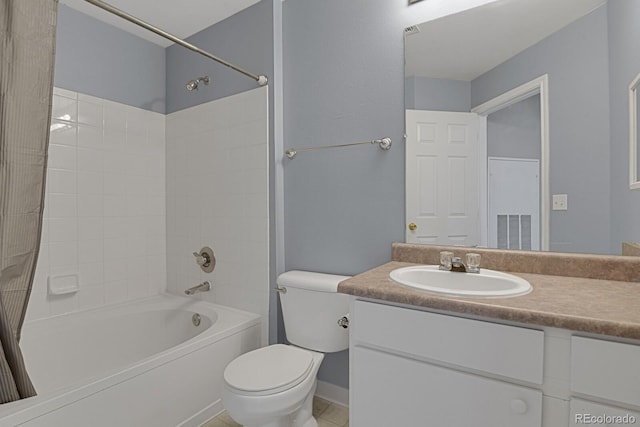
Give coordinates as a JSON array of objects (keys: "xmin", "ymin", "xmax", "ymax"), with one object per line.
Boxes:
[{"xmin": 338, "ymin": 244, "xmax": 640, "ymax": 340}]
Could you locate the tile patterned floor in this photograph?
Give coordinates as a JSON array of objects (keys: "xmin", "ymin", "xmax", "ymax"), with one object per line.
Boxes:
[{"xmin": 201, "ymin": 396, "xmax": 349, "ymax": 427}]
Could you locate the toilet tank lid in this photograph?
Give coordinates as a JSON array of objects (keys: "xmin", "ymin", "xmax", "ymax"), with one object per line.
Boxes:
[{"xmin": 277, "ymin": 270, "xmax": 351, "ymax": 293}]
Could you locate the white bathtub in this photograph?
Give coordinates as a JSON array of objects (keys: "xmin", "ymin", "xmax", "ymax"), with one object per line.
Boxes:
[{"xmin": 0, "ymin": 294, "xmax": 261, "ymax": 427}]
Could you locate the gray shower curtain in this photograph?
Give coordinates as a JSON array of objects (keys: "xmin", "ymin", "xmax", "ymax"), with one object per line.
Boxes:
[{"xmin": 0, "ymin": 0, "xmax": 58, "ymax": 403}]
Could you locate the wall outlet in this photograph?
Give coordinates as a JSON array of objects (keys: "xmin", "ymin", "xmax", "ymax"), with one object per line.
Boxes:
[{"xmin": 552, "ymin": 194, "xmax": 568, "ymax": 211}]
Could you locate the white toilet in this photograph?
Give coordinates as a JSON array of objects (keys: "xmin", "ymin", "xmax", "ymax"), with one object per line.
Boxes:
[{"xmin": 222, "ymin": 270, "xmax": 351, "ymax": 427}]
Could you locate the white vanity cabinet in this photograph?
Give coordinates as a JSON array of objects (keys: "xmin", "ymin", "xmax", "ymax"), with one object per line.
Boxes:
[
  {"xmin": 349, "ymin": 299, "xmax": 640, "ymax": 427},
  {"xmin": 350, "ymin": 300, "xmax": 544, "ymax": 427},
  {"xmin": 570, "ymin": 399, "xmax": 640, "ymax": 427},
  {"xmin": 569, "ymin": 336, "xmax": 640, "ymax": 426}
]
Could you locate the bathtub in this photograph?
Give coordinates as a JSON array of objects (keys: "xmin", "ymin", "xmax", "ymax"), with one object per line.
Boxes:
[{"xmin": 0, "ymin": 294, "xmax": 261, "ymax": 427}]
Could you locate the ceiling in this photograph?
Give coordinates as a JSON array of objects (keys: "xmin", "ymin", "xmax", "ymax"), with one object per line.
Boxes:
[
  {"xmin": 60, "ymin": 0, "xmax": 261, "ymax": 47},
  {"xmin": 405, "ymin": 0, "xmax": 607, "ymax": 81}
]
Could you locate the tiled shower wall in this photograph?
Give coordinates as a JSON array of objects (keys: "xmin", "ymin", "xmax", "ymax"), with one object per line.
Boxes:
[
  {"xmin": 26, "ymin": 88, "xmax": 166, "ymax": 322},
  {"xmin": 166, "ymin": 87, "xmax": 269, "ymax": 345}
]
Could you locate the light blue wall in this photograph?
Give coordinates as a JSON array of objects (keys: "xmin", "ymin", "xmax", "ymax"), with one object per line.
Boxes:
[
  {"xmin": 54, "ymin": 5, "xmax": 166, "ymax": 113},
  {"xmin": 608, "ymin": 0, "xmax": 640, "ymax": 253},
  {"xmin": 488, "ymin": 95, "xmax": 541, "ymax": 160},
  {"xmin": 165, "ymin": 1, "xmax": 274, "ymax": 114},
  {"xmin": 281, "ymin": 0, "xmax": 452, "ymax": 390},
  {"xmin": 405, "ymin": 76, "xmax": 470, "ymax": 111},
  {"xmin": 471, "ymin": 6, "xmax": 611, "ymax": 254}
]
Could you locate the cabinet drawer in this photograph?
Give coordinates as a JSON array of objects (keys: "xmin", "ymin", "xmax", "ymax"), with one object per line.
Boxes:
[
  {"xmin": 571, "ymin": 336, "xmax": 640, "ymax": 408},
  {"xmin": 352, "ymin": 300, "xmax": 544, "ymax": 383},
  {"xmin": 570, "ymin": 398, "xmax": 640, "ymax": 426},
  {"xmin": 352, "ymin": 346, "xmax": 542, "ymax": 427}
]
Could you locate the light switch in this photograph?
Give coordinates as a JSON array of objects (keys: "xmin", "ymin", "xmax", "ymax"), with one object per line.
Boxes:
[{"xmin": 552, "ymin": 194, "xmax": 568, "ymax": 211}]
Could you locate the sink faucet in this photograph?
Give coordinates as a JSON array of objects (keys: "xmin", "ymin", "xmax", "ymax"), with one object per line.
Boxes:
[
  {"xmin": 450, "ymin": 257, "xmax": 467, "ymax": 273},
  {"xmin": 185, "ymin": 281, "xmax": 211, "ymax": 295}
]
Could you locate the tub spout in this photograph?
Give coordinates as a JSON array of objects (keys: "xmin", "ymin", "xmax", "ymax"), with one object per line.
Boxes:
[{"xmin": 184, "ymin": 281, "xmax": 211, "ymax": 296}]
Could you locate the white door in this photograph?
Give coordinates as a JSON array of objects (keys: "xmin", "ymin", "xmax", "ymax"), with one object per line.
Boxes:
[
  {"xmin": 405, "ymin": 110, "xmax": 481, "ymax": 246},
  {"xmin": 488, "ymin": 157, "xmax": 540, "ymax": 250}
]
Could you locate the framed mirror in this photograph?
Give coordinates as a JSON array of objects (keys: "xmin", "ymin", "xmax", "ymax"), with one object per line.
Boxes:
[{"xmin": 630, "ymin": 71, "xmax": 640, "ymax": 190}]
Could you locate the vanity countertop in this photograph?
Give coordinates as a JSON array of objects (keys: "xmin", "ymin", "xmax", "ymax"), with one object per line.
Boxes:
[{"xmin": 338, "ymin": 261, "xmax": 640, "ymax": 340}]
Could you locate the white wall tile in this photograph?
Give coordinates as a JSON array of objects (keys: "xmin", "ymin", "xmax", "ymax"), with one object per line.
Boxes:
[
  {"xmin": 49, "ymin": 218, "xmax": 78, "ymax": 243},
  {"xmin": 47, "ymin": 194, "xmax": 77, "ymax": 218},
  {"xmin": 77, "ymin": 147, "xmax": 104, "ymax": 172},
  {"xmin": 79, "ymin": 262, "xmax": 104, "ymax": 287},
  {"xmin": 77, "ymin": 171, "xmax": 103, "ymax": 196},
  {"xmin": 77, "ymin": 124, "xmax": 103, "ymax": 150},
  {"xmin": 165, "ymin": 86, "xmax": 269, "ymax": 345},
  {"xmin": 103, "ymin": 237, "xmax": 127, "ymax": 261},
  {"xmin": 77, "ymin": 195, "xmax": 103, "ymax": 218},
  {"xmin": 48, "ymin": 144, "xmax": 77, "ymax": 170},
  {"xmin": 49, "ymin": 124, "xmax": 77, "ymax": 147},
  {"xmin": 49, "ymin": 242, "xmax": 78, "ymax": 267},
  {"xmin": 78, "ymin": 286, "xmax": 105, "ymax": 311},
  {"xmin": 103, "ymin": 101, "xmax": 127, "ymax": 132},
  {"xmin": 78, "ymin": 217, "xmax": 103, "ymax": 241},
  {"xmin": 105, "ymin": 280, "xmax": 127, "ymax": 304},
  {"xmin": 103, "ymin": 195, "xmax": 126, "ymax": 217},
  {"xmin": 48, "ymin": 293, "xmax": 78, "ymax": 316},
  {"xmin": 28, "ymin": 88, "xmax": 166, "ymax": 322},
  {"xmin": 47, "ymin": 169, "xmax": 77, "ymax": 194},
  {"xmin": 78, "ymin": 97, "xmax": 103, "ymax": 127},
  {"xmin": 52, "ymin": 94, "xmax": 77, "ymax": 123},
  {"xmin": 78, "ymin": 239, "xmax": 103, "ymax": 264}
]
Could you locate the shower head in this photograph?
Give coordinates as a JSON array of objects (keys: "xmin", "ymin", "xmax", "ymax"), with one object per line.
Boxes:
[{"xmin": 185, "ymin": 76, "xmax": 210, "ymax": 91}]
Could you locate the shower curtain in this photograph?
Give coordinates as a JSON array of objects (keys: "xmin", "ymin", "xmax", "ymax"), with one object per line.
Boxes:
[{"xmin": 0, "ymin": 0, "xmax": 58, "ymax": 403}]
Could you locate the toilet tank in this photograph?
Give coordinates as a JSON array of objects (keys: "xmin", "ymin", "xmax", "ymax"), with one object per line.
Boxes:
[{"xmin": 277, "ymin": 270, "xmax": 352, "ymax": 353}]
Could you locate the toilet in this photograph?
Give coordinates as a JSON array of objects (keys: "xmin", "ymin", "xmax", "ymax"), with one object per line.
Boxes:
[{"xmin": 222, "ymin": 270, "xmax": 351, "ymax": 427}]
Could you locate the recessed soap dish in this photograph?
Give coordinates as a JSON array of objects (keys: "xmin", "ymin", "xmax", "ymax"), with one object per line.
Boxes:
[{"xmin": 48, "ymin": 274, "xmax": 79, "ymax": 296}]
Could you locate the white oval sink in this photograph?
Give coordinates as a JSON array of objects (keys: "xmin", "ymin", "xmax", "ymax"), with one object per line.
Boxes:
[{"xmin": 389, "ymin": 265, "xmax": 532, "ymax": 298}]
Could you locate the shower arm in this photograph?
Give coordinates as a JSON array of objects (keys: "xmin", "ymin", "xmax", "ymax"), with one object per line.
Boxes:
[{"xmin": 83, "ymin": 0, "xmax": 268, "ymax": 86}]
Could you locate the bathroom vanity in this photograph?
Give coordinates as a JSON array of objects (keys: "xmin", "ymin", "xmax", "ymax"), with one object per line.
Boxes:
[{"xmin": 340, "ymin": 244, "xmax": 640, "ymax": 427}]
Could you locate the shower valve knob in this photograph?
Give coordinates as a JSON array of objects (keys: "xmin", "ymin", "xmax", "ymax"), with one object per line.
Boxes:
[
  {"xmin": 193, "ymin": 247, "xmax": 216, "ymax": 273},
  {"xmin": 193, "ymin": 252, "xmax": 209, "ymax": 266}
]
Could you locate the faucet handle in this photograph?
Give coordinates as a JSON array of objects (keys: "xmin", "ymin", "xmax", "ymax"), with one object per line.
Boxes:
[
  {"xmin": 193, "ymin": 251, "xmax": 209, "ymax": 266},
  {"xmin": 193, "ymin": 247, "xmax": 215, "ymax": 273}
]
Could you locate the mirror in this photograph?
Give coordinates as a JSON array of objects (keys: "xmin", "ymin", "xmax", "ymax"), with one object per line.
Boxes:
[
  {"xmin": 631, "ymin": 71, "xmax": 640, "ymax": 190},
  {"xmin": 404, "ymin": 0, "xmax": 635, "ymax": 255}
]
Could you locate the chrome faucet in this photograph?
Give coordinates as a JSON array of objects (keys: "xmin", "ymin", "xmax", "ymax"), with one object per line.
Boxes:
[
  {"xmin": 184, "ymin": 281, "xmax": 211, "ymax": 295},
  {"xmin": 450, "ymin": 257, "xmax": 467, "ymax": 273}
]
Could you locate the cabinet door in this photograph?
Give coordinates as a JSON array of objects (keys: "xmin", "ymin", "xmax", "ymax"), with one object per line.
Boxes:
[
  {"xmin": 571, "ymin": 336, "xmax": 640, "ymax": 407},
  {"xmin": 570, "ymin": 398, "xmax": 640, "ymax": 427},
  {"xmin": 351, "ymin": 346, "xmax": 542, "ymax": 427}
]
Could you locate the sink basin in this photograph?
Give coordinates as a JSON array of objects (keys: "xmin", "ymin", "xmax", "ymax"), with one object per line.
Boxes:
[{"xmin": 389, "ymin": 265, "xmax": 532, "ymax": 298}]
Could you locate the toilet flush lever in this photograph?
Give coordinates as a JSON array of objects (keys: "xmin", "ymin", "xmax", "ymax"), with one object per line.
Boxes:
[{"xmin": 337, "ymin": 314, "xmax": 349, "ymax": 329}]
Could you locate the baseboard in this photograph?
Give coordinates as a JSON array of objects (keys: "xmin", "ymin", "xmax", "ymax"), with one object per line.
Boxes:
[
  {"xmin": 315, "ymin": 380, "xmax": 349, "ymax": 407},
  {"xmin": 177, "ymin": 398, "xmax": 224, "ymax": 427}
]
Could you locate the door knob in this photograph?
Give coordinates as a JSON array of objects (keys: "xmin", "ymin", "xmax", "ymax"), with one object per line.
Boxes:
[{"xmin": 408, "ymin": 223, "xmax": 417, "ymax": 231}]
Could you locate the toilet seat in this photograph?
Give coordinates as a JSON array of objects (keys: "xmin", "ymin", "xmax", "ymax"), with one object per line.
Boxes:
[{"xmin": 224, "ymin": 344, "xmax": 314, "ymax": 396}]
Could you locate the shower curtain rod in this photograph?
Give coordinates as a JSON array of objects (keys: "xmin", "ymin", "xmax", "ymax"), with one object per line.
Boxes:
[{"xmin": 83, "ymin": 0, "xmax": 268, "ymax": 86}]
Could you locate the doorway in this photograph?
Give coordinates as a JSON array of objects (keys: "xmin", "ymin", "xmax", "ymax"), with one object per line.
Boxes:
[{"xmin": 405, "ymin": 75, "xmax": 549, "ymax": 250}]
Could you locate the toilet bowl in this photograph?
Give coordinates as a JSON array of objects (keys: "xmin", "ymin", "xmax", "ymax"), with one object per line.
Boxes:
[
  {"xmin": 223, "ymin": 345, "xmax": 324, "ymax": 427},
  {"xmin": 222, "ymin": 271, "xmax": 351, "ymax": 427}
]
